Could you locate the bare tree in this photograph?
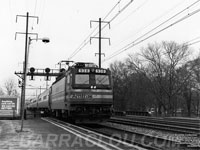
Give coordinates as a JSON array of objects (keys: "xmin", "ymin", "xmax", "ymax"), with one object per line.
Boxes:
[
  {"xmin": 4, "ymin": 78, "xmax": 18, "ymax": 96},
  {"xmin": 128, "ymin": 41, "xmax": 191, "ymax": 116},
  {"xmin": 110, "ymin": 61, "xmax": 129, "ymax": 111},
  {"xmin": 125, "ymin": 55, "xmax": 155, "ymax": 111},
  {"xmin": 181, "ymin": 57, "xmax": 200, "ymax": 116},
  {"xmin": 190, "ymin": 57, "xmax": 200, "ymax": 116},
  {"xmin": 110, "ymin": 58, "xmax": 154, "ymax": 112}
]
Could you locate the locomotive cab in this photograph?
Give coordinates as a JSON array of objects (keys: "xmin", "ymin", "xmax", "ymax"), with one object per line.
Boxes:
[{"xmin": 71, "ymin": 62, "xmax": 112, "ymax": 90}]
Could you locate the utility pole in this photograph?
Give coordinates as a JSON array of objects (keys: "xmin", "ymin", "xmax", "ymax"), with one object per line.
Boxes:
[
  {"xmin": 90, "ymin": 18, "xmax": 110, "ymax": 68},
  {"xmin": 15, "ymin": 12, "xmax": 39, "ymax": 132}
]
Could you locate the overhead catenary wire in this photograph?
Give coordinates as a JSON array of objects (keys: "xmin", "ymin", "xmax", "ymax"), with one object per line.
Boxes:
[
  {"xmin": 103, "ymin": 6, "xmax": 200, "ymax": 62},
  {"xmin": 33, "ymin": 0, "xmax": 38, "ymax": 16},
  {"xmin": 186, "ymin": 36, "xmax": 200, "ymax": 44},
  {"xmin": 187, "ymin": 40, "xmax": 200, "ymax": 46},
  {"xmin": 32, "ymin": 0, "xmax": 38, "ymax": 28},
  {"xmin": 126, "ymin": 0, "xmax": 200, "ymax": 49},
  {"xmin": 68, "ymin": 0, "xmax": 126, "ymax": 60},
  {"xmin": 106, "ymin": 0, "xmax": 184, "ymax": 52},
  {"xmin": 29, "ymin": 0, "xmax": 46, "ymax": 34},
  {"xmin": 68, "ymin": 0, "xmax": 134, "ymax": 60},
  {"xmin": 103, "ymin": 0, "xmax": 200, "ymax": 62},
  {"xmin": 99, "ymin": 0, "xmax": 135, "ymax": 33},
  {"xmin": 67, "ymin": 0, "xmax": 122, "ymax": 60},
  {"xmin": 103, "ymin": 0, "xmax": 122, "ymax": 21},
  {"xmin": 110, "ymin": 0, "xmax": 149, "ymax": 30}
]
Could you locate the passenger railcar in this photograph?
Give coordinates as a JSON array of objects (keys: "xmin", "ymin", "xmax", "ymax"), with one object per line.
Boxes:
[
  {"xmin": 37, "ymin": 89, "xmax": 49, "ymax": 115},
  {"xmin": 28, "ymin": 62, "xmax": 113, "ymax": 123},
  {"xmin": 27, "ymin": 97, "xmax": 38, "ymax": 109}
]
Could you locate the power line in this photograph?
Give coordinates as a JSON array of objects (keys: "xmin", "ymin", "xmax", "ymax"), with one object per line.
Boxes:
[
  {"xmin": 186, "ymin": 36, "xmax": 200, "ymax": 44},
  {"xmin": 68, "ymin": 0, "xmax": 122, "ymax": 60},
  {"xmin": 109, "ymin": 0, "xmax": 134, "ymax": 23},
  {"xmin": 129, "ymin": 0, "xmax": 200, "ymax": 46},
  {"xmin": 31, "ymin": 0, "xmax": 38, "ymax": 30},
  {"xmin": 33, "ymin": 0, "xmax": 38, "ymax": 16},
  {"xmin": 68, "ymin": 0, "xmax": 134, "ymax": 60},
  {"xmin": 109, "ymin": 0, "xmax": 184, "ymax": 49},
  {"xmin": 100, "ymin": 0, "xmax": 135, "ymax": 33},
  {"xmin": 103, "ymin": 0, "xmax": 184, "ymax": 53},
  {"xmin": 33, "ymin": 0, "xmax": 38, "ymax": 26},
  {"xmin": 103, "ymin": 0, "xmax": 122, "ymax": 21},
  {"xmin": 110, "ymin": 0, "xmax": 149, "ymax": 29},
  {"xmin": 103, "ymin": 6, "xmax": 200, "ymax": 62},
  {"xmin": 103, "ymin": 0, "xmax": 200, "ymax": 62},
  {"xmin": 32, "ymin": 0, "xmax": 46, "ymax": 34},
  {"xmin": 187, "ymin": 40, "xmax": 200, "ymax": 46}
]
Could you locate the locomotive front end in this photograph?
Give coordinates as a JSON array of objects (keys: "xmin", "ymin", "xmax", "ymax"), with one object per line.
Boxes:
[{"xmin": 68, "ymin": 63, "xmax": 113, "ymax": 123}]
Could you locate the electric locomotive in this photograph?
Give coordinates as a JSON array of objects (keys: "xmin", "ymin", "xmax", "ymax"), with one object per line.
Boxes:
[
  {"xmin": 50, "ymin": 62, "xmax": 113, "ymax": 123},
  {"xmin": 27, "ymin": 62, "xmax": 113, "ymax": 123}
]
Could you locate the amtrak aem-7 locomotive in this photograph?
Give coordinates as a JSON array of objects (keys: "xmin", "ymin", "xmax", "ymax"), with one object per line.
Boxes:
[{"xmin": 27, "ymin": 62, "xmax": 113, "ymax": 123}]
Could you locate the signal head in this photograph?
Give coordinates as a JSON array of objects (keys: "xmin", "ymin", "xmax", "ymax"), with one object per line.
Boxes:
[
  {"xmin": 42, "ymin": 37, "xmax": 50, "ymax": 43},
  {"xmin": 45, "ymin": 68, "xmax": 50, "ymax": 73},
  {"xmin": 30, "ymin": 67, "xmax": 35, "ymax": 73}
]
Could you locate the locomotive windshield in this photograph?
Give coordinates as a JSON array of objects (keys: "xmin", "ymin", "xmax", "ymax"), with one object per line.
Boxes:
[
  {"xmin": 95, "ymin": 75, "xmax": 110, "ymax": 85},
  {"xmin": 73, "ymin": 73, "xmax": 111, "ymax": 89},
  {"xmin": 75, "ymin": 74, "xmax": 89, "ymax": 84}
]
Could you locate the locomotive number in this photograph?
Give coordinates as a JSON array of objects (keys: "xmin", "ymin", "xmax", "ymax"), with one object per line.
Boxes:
[{"xmin": 71, "ymin": 94, "xmax": 92, "ymax": 99}]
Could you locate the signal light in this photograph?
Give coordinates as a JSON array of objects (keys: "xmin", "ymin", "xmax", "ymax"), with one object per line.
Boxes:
[
  {"xmin": 42, "ymin": 37, "xmax": 50, "ymax": 43},
  {"xmin": 30, "ymin": 67, "xmax": 35, "ymax": 80},
  {"xmin": 45, "ymin": 68, "xmax": 50, "ymax": 73},
  {"xmin": 45, "ymin": 68, "xmax": 50, "ymax": 81},
  {"xmin": 30, "ymin": 67, "xmax": 35, "ymax": 73}
]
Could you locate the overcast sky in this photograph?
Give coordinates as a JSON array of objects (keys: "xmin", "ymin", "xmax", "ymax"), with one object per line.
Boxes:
[{"xmin": 1, "ymin": 0, "xmax": 200, "ymax": 97}]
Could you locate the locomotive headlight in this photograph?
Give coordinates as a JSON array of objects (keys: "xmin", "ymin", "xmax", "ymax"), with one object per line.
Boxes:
[
  {"xmin": 85, "ymin": 69, "xmax": 90, "ymax": 73},
  {"xmin": 95, "ymin": 69, "xmax": 99, "ymax": 73}
]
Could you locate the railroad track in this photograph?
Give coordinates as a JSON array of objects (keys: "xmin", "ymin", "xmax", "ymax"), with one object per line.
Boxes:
[
  {"xmin": 98, "ymin": 116, "xmax": 200, "ymax": 149},
  {"xmin": 42, "ymin": 117, "xmax": 150, "ymax": 150},
  {"xmin": 41, "ymin": 116, "xmax": 200, "ymax": 149},
  {"xmin": 163, "ymin": 117, "xmax": 200, "ymax": 124},
  {"xmin": 81, "ymin": 122, "xmax": 200, "ymax": 150},
  {"xmin": 124, "ymin": 115, "xmax": 200, "ymax": 126},
  {"xmin": 81, "ymin": 123, "xmax": 165, "ymax": 150},
  {"xmin": 112, "ymin": 116, "xmax": 200, "ymax": 135}
]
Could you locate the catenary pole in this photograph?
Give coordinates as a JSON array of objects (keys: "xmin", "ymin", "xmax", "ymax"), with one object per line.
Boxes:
[
  {"xmin": 15, "ymin": 13, "xmax": 39, "ymax": 131},
  {"xmin": 21, "ymin": 12, "xmax": 29, "ymax": 131},
  {"xmin": 99, "ymin": 18, "xmax": 101, "ymax": 68},
  {"xmin": 90, "ymin": 18, "xmax": 110, "ymax": 68}
]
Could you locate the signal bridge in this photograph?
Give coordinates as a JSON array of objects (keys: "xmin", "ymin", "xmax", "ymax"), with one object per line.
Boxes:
[{"xmin": 15, "ymin": 67, "xmax": 63, "ymax": 81}]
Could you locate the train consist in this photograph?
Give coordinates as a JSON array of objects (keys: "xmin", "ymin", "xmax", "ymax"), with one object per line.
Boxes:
[{"xmin": 27, "ymin": 62, "xmax": 113, "ymax": 123}]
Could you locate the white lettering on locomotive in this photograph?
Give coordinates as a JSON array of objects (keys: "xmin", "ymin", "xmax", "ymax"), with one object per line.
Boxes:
[{"xmin": 71, "ymin": 94, "xmax": 92, "ymax": 99}]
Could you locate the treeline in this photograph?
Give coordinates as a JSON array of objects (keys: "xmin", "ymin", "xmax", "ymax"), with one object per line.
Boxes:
[{"xmin": 109, "ymin": 41, "xmax": 200, "ymax": 117}]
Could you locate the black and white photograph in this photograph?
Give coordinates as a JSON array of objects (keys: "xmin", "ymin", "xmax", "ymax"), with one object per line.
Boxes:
[{"xmin": 0, "ymin": 0, "xmax": 200, "ymax": 149}]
